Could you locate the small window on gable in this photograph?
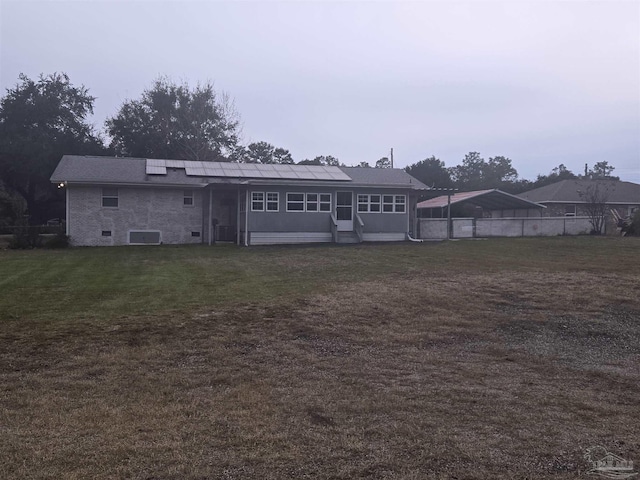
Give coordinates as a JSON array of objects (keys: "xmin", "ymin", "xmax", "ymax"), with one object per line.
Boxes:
[
  {"xmin": 102, "ymin": 188, "xmax": 118, "ymax": 208},
  {"xmin": 184, "ymin": 190, "xmax": 194, "ymax": 206},
  {"xmin": 565, "ymin": 205, "xmax": 576, "ymax": 216}
]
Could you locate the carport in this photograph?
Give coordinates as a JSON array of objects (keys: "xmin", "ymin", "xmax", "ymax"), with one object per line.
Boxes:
[{"xmin": 417, "ymin": 189, "xmax": 545, "ymax": 218}]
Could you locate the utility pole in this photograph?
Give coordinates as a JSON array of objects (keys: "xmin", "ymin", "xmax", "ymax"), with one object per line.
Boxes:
[{"xmin": 390, "ymin": 148, "xmax": 394, "ymax": 169}]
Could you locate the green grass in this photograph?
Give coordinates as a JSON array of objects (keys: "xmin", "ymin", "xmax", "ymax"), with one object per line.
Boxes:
[
  {"xmin": 1, "ymin": 237, "xmax": 635, "ymax": 324},
  {"xmin": 1, "ymin": 237, "xmax": 639, "ymax": 479}
]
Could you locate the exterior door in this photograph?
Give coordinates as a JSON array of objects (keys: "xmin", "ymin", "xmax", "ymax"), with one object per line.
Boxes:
[{"xmin": 336, "ymin": 191, "xmax": 353, "ymax": 231}]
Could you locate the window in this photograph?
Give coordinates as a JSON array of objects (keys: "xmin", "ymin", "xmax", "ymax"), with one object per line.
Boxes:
[
  {"xmin": 357, "ymin": 194, "xmax": 369, "ymax": 212},
  {"xmin": 319, "ymin": 193, "xmax": 331, "ymax": 212},
  {"xmin": 287, "ymin": 193, "xmax": 305, "ymax": 211},
  {"xmin": 565, "ymin": 205, "xmax": 576, "ymax": 216},
  {"xmin": 102, "ymin": 188, "xmax": 118, "ymax": 208},
  {"xmin": 383, "ymin": 195, "xmax": 394, "ymax": 212},
  {"xmin": 285, "ymin": 192, "xmax": 331, "ymax": 212},
  {"xmin": 266, "ymin": 192, "xmax": 279, "ymax": 212},
  {"xmin": 306, "ymin": 193, "xmax": 318, "ymax": 212},
  {"xmin": 370, "ymin": 195, "xmax": 381, "ymax": 212},
  {"xmin": 183, "ymin": 190, "xmax": 194, "ymax": 206},
  {"xmin": 382, "ymin": 194, "xmax": 406, "ymax": 213},
  {"xmin": 357, "ymin": 194, "xmax": 382, "ymax": 213},
  {"xmin": 251, "ymin": 192, "xmax": 264, "ymax": 211}
]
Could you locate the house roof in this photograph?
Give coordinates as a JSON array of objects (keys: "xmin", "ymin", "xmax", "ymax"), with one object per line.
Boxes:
[
  {"xmin": 518, "ymin": 179, "xmax": 640, "ymax": 204},
  {"xmin": 417, "ymin": 189, "xmax": 545, "ymax": 211},
  {"xmin": 51, "ymin": 155, "xmax": 429, "ymax": 190}
]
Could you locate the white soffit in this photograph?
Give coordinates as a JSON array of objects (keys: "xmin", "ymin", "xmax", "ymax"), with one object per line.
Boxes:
[{"xmin": 145, "ymin": 159, "xmax": 351, "ymax": 181}]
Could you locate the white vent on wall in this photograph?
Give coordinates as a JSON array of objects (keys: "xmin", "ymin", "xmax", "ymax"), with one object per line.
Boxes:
[{"xmin": 128, "ymin": 231, "xmax": 161, "ymax": 245}]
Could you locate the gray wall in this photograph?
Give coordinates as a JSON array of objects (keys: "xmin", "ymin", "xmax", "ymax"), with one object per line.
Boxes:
[
  {"xmin": 246, "ymin": 186, "xmax": 410, "ymax": 234},
  {"xmin": 68, "ymin": 185, "xmax": 204, "ymax": 246}
]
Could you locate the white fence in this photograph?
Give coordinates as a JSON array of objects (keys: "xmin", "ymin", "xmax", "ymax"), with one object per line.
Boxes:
[{"xmin": 418, "ymin": 217, "xmax": 593, "ymax": 239}]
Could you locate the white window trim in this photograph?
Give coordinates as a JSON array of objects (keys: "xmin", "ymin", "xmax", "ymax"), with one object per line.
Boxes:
[
  {"xmin": 285, "ymin": 192, "xmax": 332, "ymax": 212},
  {"xmin": 251, "ymin": 192, "xmax": 265, "ymax": 212},
  {"xmin": 319, "ymin": 193, "xmax": 331, "ymax": 212},
  {"xmin": 101, "ymin": 188, "xmax": 118, "ymax": 208},
  {"xmin": 266, "ymin": 192, "xmax": 279, "ymax": 212},
  {"xmin": 183, "ymin": 190, "xmax": 194, "ymax": 207},
  {"xmin": 286, "ymin": 192, "xmax": 305, "ymax": 212}
]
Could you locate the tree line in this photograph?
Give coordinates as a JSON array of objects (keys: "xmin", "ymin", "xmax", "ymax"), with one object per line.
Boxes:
[{"xmin": 0, "ymin": 72, "xmax": 619, "ymax": 224}]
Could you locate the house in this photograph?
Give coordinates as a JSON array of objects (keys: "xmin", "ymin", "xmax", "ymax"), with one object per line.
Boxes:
[
  {"xmin": 50, "ymin": 155, "xmax": 429, "ymax": 246},
  {"xmin": 518, "ymin": 179, "xmax": 640, "ymax": 231}
]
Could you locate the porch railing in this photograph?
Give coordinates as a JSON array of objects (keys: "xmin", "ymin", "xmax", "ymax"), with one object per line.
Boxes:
[
  {"xmin": 354, "ymin": 213, "xmax": 364, "ymax": 242},
  {"xmin": 330, "ymin": 213, "xmax": 338, "ymax": 243}
]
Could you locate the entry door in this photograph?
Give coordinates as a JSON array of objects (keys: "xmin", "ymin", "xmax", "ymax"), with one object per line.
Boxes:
[{"xmin": 336, "ymin": 191, "xmax": 353, "ymax": 231}]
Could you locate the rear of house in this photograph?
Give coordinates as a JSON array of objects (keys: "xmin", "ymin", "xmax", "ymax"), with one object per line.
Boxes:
[{"xmin": 50, "ymin": 156, "xmax": 428, "ymax": 246}]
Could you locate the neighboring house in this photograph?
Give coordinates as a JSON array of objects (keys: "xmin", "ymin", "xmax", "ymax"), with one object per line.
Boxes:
[
  {"xmin": 518, "ymin": 179, "xmax": 640, "ymax": 231},
  {"xmin": 50, "ymin": 155, "xmax": 428, "ymax": 246}
]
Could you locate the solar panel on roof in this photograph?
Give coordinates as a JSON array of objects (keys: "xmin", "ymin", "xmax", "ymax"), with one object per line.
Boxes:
[
  {"xmin": 146, "ymin": 165, "xmax": 167, "ymax": 175},
  {"xmin": 144, "ymin": 159, "xmax": 352, "ymax": 181}
]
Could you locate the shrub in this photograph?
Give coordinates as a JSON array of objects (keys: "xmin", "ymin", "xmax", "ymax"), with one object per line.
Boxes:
[
  {"xmin": 624, "ymin": 210, "xmax": 640, "ymax": 236},
  {"xmin": 42, "ymin": 232, "xmax": 70, "ymax": 249}
]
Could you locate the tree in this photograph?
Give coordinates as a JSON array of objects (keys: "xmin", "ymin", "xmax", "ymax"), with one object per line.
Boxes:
[
  {"xmin": 239, "ymin": 141, "xmax": 294, "ymax": 164},
  {"xmin": 529, "ymin": 164, "xmax": 577, "ymax": 189},
  {"xmin": 375, "ymin": 157, "xmax": 391, "ymax": 169},
  {"xmin": 0, "ymin": 73, "xmax": 105, "ymax": 224},
  {"xmin": 298, "ymin": 155, "xmax": 341, "ymax": 166},
  {"xmin": 106, "ymin": 77, "xmax": 240, "ymax": 161},
  {"xmin": 405, "ymin": 156, "xmax": 452, "ymax": 188},
  {"xmin": 448, "ymin": 152, "xmax": 518, "ymax": 191},
  {"xmin": 358, "ymin": 161, "xmax": 371, "ymax": 168},
  {"xmin": 578, "ymin": 181, "xmax": 613, "ymax": 234},
  {"xmin": 587, "ymin": 161, "xmax": 618, "ymax": 180}
]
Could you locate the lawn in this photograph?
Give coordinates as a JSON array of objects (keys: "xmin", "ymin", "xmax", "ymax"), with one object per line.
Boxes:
[{"xmin": 1, "ymin": 237, "xmax": 639, "ymax": 479}]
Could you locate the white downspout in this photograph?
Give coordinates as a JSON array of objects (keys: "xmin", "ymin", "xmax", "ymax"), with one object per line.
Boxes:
[
  {"xmin": 208, "ymin": 187, "xmax": 213, "ymax": 246},
  {"xmin": 244, "ymin": 189, "xmax": 249, "ymax": 246}
]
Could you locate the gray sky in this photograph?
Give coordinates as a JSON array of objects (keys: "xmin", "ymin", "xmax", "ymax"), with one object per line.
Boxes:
[{"xmin": 1, "ymin": 0, "xmax": 639, "ymax": 183}]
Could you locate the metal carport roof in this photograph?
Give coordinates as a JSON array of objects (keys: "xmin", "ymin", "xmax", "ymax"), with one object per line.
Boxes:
[{"xmin": 417, "ymin": 189, "xmax": 546, "ymax": 211}]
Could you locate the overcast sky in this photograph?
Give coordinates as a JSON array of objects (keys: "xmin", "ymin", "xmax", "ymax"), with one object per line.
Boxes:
[{"xmin": 1, "ymin": 0, "xmax": 639, "ymax": 183}]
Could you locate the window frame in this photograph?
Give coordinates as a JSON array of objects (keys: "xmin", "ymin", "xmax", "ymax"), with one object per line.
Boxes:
[
  {"xmin": 251, "ymin": 192, "xmax": 265, "ymax": 212},
  {"xmin": 565, "ymin": 204, "xmax": 576, "ymax": 217},
  {"xmin": 285, "ymin": 192, "xmax": 331, "ymax": 212},
  {"xmin": 319, "ymin": 193, "xmax": 331, "ymax": 212},
  {"xmin": 102, "ymin": 188, "xmax": 119, "ymax": 208},
  {"xmin": 266, "ymin": 192, "xmax": 279, "ymax": 212},
  {"xmin": 183, "ymin": 190, "xmax": 194, "ymax": 207},
  {"xmin": 286, "ymin": 192, "xmax": 305, "ymax": 212}
]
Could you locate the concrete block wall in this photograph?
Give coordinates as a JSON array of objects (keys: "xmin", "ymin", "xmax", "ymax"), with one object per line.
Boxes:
[
  {"xmin": 419, "ymin": 216, "xmax": 592, "ymax": 239},
  {"xmin": 68, "ymin": 185, "xmax": 204, "ymax": 246}
]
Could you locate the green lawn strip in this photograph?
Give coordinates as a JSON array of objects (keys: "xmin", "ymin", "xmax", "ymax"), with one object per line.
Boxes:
[{"xmin": 0, "ymin": 237, "xmax": 638, "ymax": 327}]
